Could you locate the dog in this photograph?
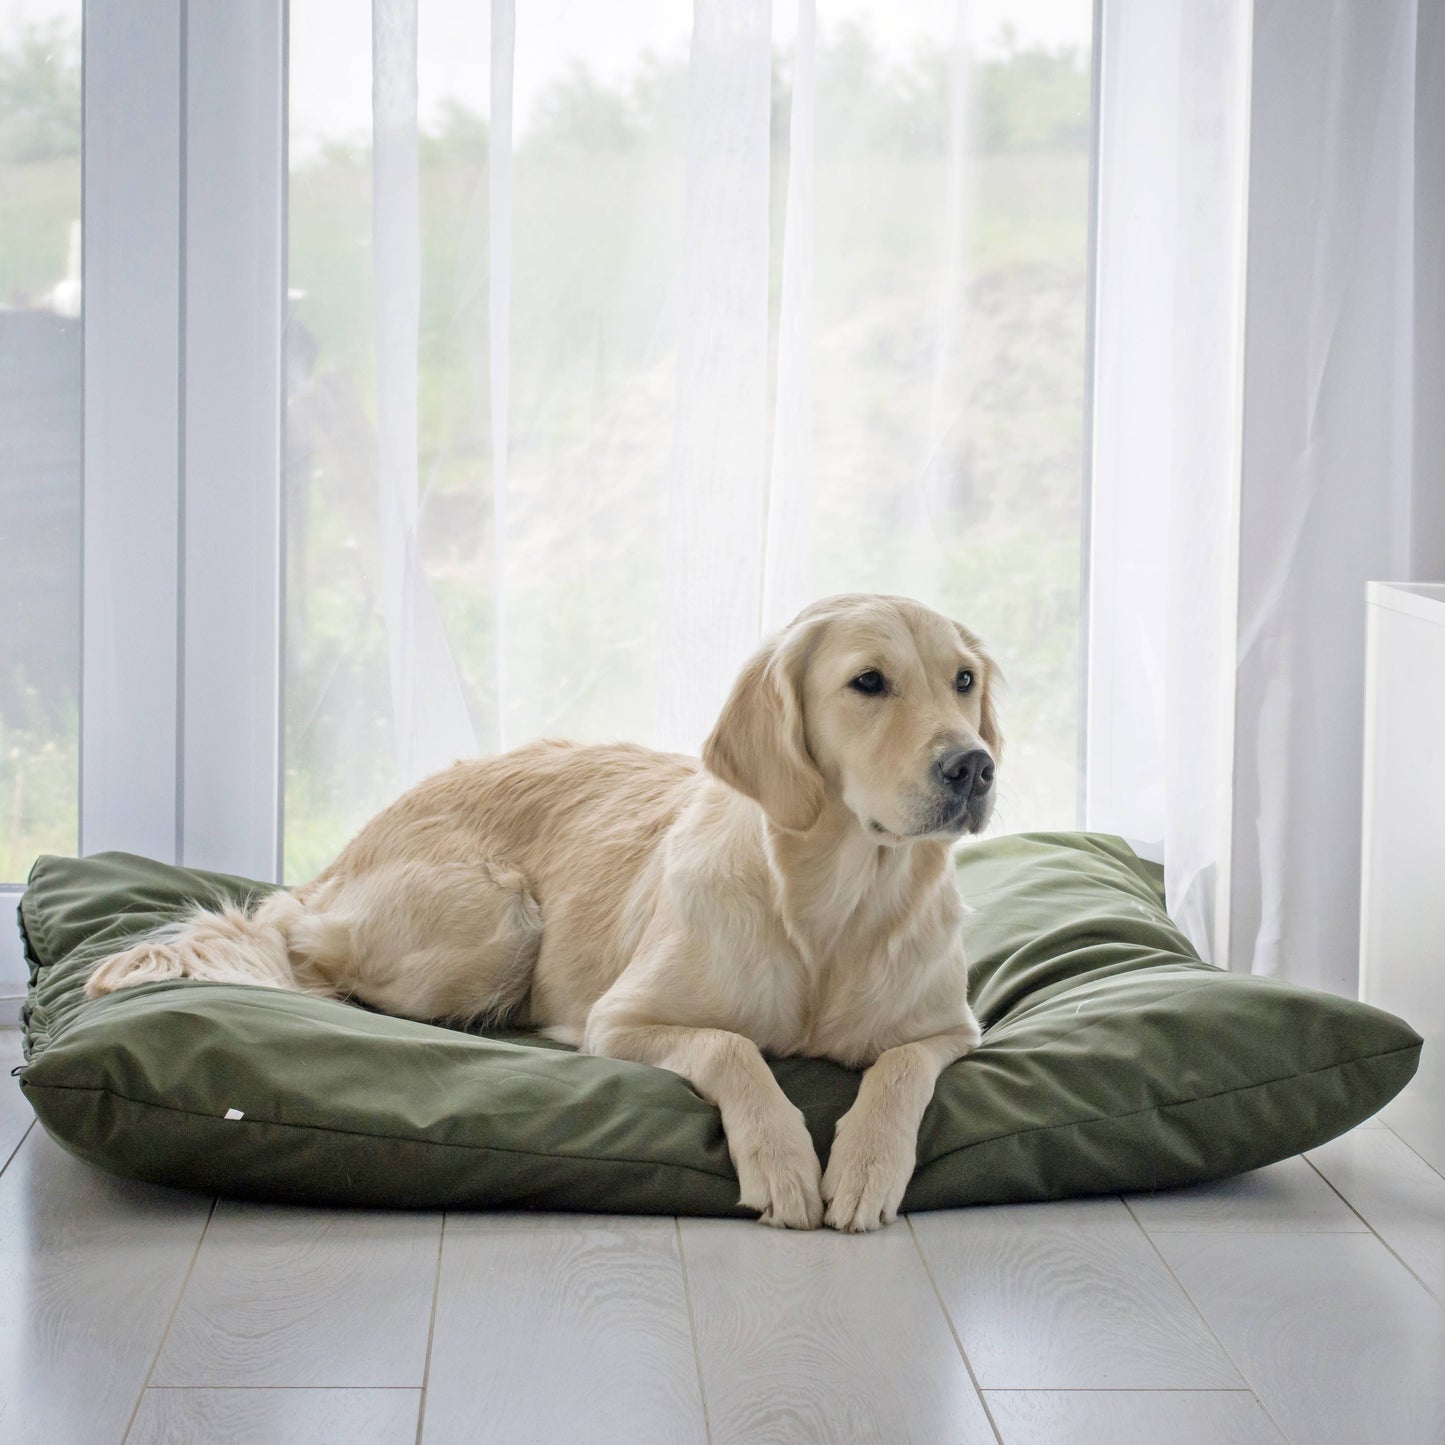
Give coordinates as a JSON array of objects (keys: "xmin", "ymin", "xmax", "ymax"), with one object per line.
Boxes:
[{"xmin": 87, "ymin": 593, "xmax": 1002, "ymax": 1231}]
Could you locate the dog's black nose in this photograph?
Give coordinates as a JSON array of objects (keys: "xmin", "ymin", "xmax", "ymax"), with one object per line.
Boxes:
[{"xmin": 937, "ymin": 747, "xmax": 994, "ymax": 797}]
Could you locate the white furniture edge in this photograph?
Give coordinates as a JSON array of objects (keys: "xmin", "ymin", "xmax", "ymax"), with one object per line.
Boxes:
[
  {"xmin": 1366, "ymin": 580, "xmax": 1445, "ymax": 625},
  {"xmin": 1358, "ymin": 578, "xmax": 1445, "ymax": 1173}
]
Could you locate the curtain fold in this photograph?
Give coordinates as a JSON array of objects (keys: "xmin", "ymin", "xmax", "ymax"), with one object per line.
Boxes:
[
  {"xmin": 1089, "ymin": 0, "xmax": 1443, "ymax": 992},
  {"xmin": 372, "ymin": 0, "xmax": 478, "ymax": 786},
  {"xmin": 488, "ymin": 0, "xmax": 514, "ymax": 750},
  {"xmin": 1086, "ymin": 0, "xmax": 1250, "ymax": 963},
  {"xmin": 760, "ymin": 0, "xmax": 815, "ymax": 636},
  {"xmin": 655, "ymin": 0, "xmax": 775, "ymax": 753},
  {"xmin": 902, "ymin": 0, "xmax": 974, "ymax": 605}
]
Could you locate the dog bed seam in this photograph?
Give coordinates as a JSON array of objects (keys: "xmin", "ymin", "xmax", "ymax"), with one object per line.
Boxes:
[
  {"xmin": 916, "ymin": 1040, "xmax": 1421, "ymax": 1170},
  {"xmin": 25, "ymin": 1040, "xmax": 1419, "ymax": 1183},
  {"xmin": 20, "ymin": 1078, "xmax": 743, "ymax": 1185}
]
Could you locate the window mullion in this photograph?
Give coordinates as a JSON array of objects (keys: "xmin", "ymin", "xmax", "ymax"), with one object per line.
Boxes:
[
  {"xmin": 81, "ymin": 0, "xmax": 185, "ymax": 862},
  {"xmin": 180, "ymin": 0, "xmax": 285, "ymax": 882}
]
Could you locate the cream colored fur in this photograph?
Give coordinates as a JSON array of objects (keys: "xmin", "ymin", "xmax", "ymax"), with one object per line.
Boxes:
[{"xmin": 86, "ymin": 594, "xmax": 1004, "ymax": 1232}]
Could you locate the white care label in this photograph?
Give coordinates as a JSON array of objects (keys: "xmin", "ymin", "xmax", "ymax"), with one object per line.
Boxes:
[{"xmin": 223, "ymin": 1108, "xmax": 245, "ymax": 1121}]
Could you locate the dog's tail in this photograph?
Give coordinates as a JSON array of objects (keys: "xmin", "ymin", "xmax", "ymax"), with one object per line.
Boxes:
[{"xmin": 84, "ymin": 890, "xmax": 323, "ymax": 1000}]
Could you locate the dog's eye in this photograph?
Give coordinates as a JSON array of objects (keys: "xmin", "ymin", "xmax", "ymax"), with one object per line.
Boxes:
[
  {"xmin": 850, "ymin": 669, "xmax": 887, "ymax": 696},
  {"xmin": 956, "ymin": 669, "xmax": 974, "ymax": 694}
]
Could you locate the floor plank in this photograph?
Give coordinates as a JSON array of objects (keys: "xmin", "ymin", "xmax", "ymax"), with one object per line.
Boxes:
[
  {"xmin": 127, "ymin": 1388, "xmax": 420, "ymax": 1445},
  {"xmin": 1307, "ymin": 1128, "xmax": 1445, "ymax": 1302},
  {"xmin": 985, "ymin": 1389, "xmax": 1284, "ymax": 1445},
  {"xmin": 681, "ymin": 1216, "xmax": 994, "ymax": 1445},
  {"xmin": 151, "ymin": 1202, "xmax": 440, "ymax": 1388},
  {"xmin": 1156, "ymin": 1231, "xmax": 1445, "ymax": 1445},
  {"xmin": 912, "ymin": 1198, "xmax": 1241, "ymax": 1389},
  {"xmin": 0, "ymin": 1128, "xmax": 213, "ymax": 1443},
  {"xmin": 0, "ymin": 1030, "xmax": 35, "ymax": 1172},
  {"xmin": 421, "ymin": 1214, "xmax": 707, "ymax": 1445},
  {"xmin": 421, "ymin": 1208, "xmax": 644, "ymax": 1231},
  {"xmin": 1125, "ymin": 1156, "xmax": 1365, "ymax": 1233}
]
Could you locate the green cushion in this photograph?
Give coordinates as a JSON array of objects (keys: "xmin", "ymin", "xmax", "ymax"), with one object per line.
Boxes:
[{"xmin": 15, "ymin": 834, "xmax": 1421, "ymax": 1213}]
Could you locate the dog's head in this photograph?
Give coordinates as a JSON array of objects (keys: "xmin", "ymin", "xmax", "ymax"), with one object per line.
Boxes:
[{"xmin": 702, "ymin": 594, "xmax": 1003, "ymax": 842}]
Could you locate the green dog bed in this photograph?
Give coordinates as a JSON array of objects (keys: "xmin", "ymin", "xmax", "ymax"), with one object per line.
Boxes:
[{"xmin": 15, "ymin": 833, "xmax": 1421, "ymax": 1214}]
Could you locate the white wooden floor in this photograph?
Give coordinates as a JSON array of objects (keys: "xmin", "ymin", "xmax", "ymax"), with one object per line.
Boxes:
[{"xmin": 2, "ymin": 1028, "xmax": 1442, "ymax": 1445}]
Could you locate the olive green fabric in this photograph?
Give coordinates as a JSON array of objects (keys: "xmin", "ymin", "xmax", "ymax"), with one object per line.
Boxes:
[{"xmin": 15, "ymin": 834, "xmax": 1421, "ymax": 1213}]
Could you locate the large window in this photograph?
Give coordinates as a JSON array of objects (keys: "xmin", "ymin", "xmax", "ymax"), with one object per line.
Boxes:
[
  {"xmin": 0, "ymin": 2, "xmax": 1093, "ymax": 912},
  {"xmin": 0, "ymin": 2, "xmax": 81, "ymax": 882},
  {"xmin": 285, "ymin": 0, "xmax": 1093, "ymax": 879}
]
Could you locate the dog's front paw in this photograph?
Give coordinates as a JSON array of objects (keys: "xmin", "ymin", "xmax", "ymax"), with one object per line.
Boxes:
[
  {"xmin": 731, "ymin": 1110, "xmax": 824, "ymax": 1230},
  {"xmin": 821, "ymin": 1107, "xmax": 916, "ymax": 1233}
]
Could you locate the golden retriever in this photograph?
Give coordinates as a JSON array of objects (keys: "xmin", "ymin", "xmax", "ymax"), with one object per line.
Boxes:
[{"xmin": 87, "ymin": 593, "xmax": 1002, "ymax": 1232}]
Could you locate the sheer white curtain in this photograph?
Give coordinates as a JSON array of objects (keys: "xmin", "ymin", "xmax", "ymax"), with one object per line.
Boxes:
[
  {"xmin": 1088, "ymin": 0, "xmax": 1444, "ymax": 992},
  {"xmin": 373, "ymin": 0, "xmax": 478, "ymax": 783},
  {"xmin": 656, "ymin": 0, "xmax": 778, "ymax": 752},
  {"xmin": 365, "ymin": 0, "xmax": 863, "ymax": 767},
  {"xmin": 288, "ymin": 0, "xmax": 1093, "ymax": 881},
  {"xmin": 367, "ymin": 0, "xmax": 994, "ymax": 763},
  {"xmin": 1086, "ymin": 0, "xmax": 1251, "ymax": 960}
]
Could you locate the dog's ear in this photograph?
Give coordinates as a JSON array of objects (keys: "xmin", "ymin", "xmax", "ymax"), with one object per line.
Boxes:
[
  {"xmin": 703, "ymin": 631, "xmax": 824, "ymax": 832},
  {"xmin": 957, "ymin": 622, "xmax": 1004, "ymax": 763}
]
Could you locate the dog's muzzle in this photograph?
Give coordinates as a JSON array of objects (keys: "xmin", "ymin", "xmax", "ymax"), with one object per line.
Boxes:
[
  {"xmin": 937, "ymin": 747, "xmax": 994, "ymax": 800},
  {"xmin": 933, "ymin": 747, "xmax": 995, "ymax": 834}
]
